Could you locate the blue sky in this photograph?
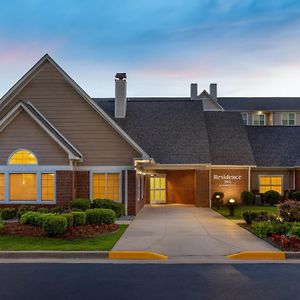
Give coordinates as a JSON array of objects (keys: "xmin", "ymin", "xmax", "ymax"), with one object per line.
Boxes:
[{"xmin": 1, "ymin": 0, "xmax": 300, "ymax": 97}]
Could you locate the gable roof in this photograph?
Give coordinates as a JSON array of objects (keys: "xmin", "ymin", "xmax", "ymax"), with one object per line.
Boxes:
[
  {"xmin": 199, "ymin": 90, "xmax": 224, "ymax": 111},
  {"xmin": 204, "ymin": 111, "xmax": 255, "ymax": 166},
  {"xmin": 218, "ymin": 97, "xmax": 300, "ymax": 111},
  {"xmin": 246, "ymin": 126, "xmax": 300, "ymax": 167},
  {"xmin": 0, "ymin": 54, "xmax": 149, "ymax": 159},
  {"xmin": 95, "ymin": 98, "xmax": 211, "ymax": 164},
  {"xmin": 0, "ymin": 101, "xmax": 82, "ymax": 160}
]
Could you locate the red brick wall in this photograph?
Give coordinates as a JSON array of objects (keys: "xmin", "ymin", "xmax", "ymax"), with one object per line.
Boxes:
[
  {"xmin": 195, "ymin": 170, "xmax": 210, "ymax": 207},
  {"xmin": 56, "ymin": 171, "xmax": 74, "ymax": 206},
  {"xmin": 127, "ymin": 170, "xmax": 145, "ymax": 215},
  {"xmin": 74, "ymin": 171, "xmax": 90, "ymax": 199}
]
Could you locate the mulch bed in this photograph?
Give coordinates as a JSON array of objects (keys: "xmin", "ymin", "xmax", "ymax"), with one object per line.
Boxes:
[{"xmin": 0, "ymin": 222, "xmax": 119, "ymax": 239}]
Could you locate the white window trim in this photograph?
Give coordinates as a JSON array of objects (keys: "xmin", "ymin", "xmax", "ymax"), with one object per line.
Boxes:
[
  {"xmin": 0, "ymin": 171, "xmax": 56, "ymax": 204},
  {"xmin": 241, "ymin": 112, "xmax": 248, "ymax": 125},
  {"xmin": 90, "ymin": 171, "xmax": 122, "ymax": 203},
  {"xmin": 281, "ymin": 112, "xmax": 296, "ymax": 126},
  {"xmin": 136, "ymin": 174, "xmax": 141, "ymax": 202},
  {"xmin": 253, "ymin": 113, "xmax": 266, "ymax": 126},
  {"xmin": 258, "ymin": 174, "xmax": 284, "ymax": 195}
]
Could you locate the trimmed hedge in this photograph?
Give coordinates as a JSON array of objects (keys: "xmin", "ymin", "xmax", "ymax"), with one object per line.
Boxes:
[
  {"xmin": 1, "ymin": 208, "xmax": 17, "ymax": 220},
  {"xmin": 242, "ymin": 211, "xmax": 269, "ymax": 225},
  {"xmin": 20, "ymin": 212, "xmax": 55, "ymax": 227},
  {"xmin": 0, "ymin": 217, "xmax": 3, "ymax": 230},
  {"xmin": 85, "ymin": 208, "xmax": 116, "ymax": 225},
  {"xmin": 92, "ymin": 199, "xmax": 125, "ymax": 218},
  {"xmin": 241, "ymin": 191, "xmax": 253, "ymax": 205},
  {"xmin": 17, "ymin": 205, "xmax": 37, "ymax": 218},
  {"xmin": 264, "ymin": 190, "xmax": 280, "ymax": 206},
  {"xmin": 251, "ymin": 221, "xmax": 292, "ymax": 239},
  {"xmin": 292, "ymin": 191, "xmax": 300, "ymax": 201},
  {"xmin": 42, "ymin": 215, "xmax": 67, "ymax": 237},
  {"xmin": 61, "ymin": 213, "xmax": 74, "ymax": 227},
  {"xmin": 70, "ymin": 198, "xmax": 91, "ymax": 211},
  {"xmin": 71, "ymin": 211, "xmax": 86, "ymax": 226}
]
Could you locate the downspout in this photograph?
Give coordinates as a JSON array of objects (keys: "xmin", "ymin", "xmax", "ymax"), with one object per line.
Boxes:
[
  {"xmin": 125, "ymin": 170, "xmax": 128, "ymax": 215},
  {"xmin": 248, "ymin": 167, "xmax": 251, "ymax": 191},
  {"xmin": 70, "ymin": 160, "xmax": 76, "ymax": 200}
]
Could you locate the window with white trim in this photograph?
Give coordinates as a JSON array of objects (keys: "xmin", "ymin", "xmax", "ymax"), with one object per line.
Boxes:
[
  {"xmin": 281, "ymin": 112, "xmax": 296, "ymax": 126},
  {"xmin": 0, "ymin": 174, "xmax": 4, "ymax": 201},
  {"xmin": 93, "ymin": 173, "xmax": 120, "ymax": 201},
  {"xmin": 259, "ymin": 175, "xmax": 283, "ymax": 195},
  {"xmin": 241, "ymin": 112, "xmax": 248, "ymax": 125},
  {"xmin": 8, "ymin": 150, "xmax": 37, "ymax": 165},
  {"xmin": 41, "ymin": 173, "xmax": 55, "ymax": 201},
  {"xmin": 253, "ymin": 114, "xmax": 265, "ymax": 126}
]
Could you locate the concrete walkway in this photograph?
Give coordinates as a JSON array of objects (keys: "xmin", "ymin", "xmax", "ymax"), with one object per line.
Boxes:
[{"xmin": 113, "ymin": 205, "xmax": 277, "ymax": 257}]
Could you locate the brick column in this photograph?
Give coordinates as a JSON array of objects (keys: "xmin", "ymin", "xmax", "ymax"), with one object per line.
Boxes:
[
  {"xmin": 75, "ymin": 171, "xmax": 90, "ymax": 199},
  {"xmin": 127, "ymin": 170, "xmax": 137, "ymax": 215},
  {"xmin": 194, "ymin": 170, "xmax": 210, "ymax": 207},
  {"xmin": 56, "ymin": 171, "xmax": 74, "ymax": 206}
]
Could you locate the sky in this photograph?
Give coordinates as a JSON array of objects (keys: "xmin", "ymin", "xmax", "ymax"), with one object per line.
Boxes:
[{"xmin": 1, "ymin": 0, "xmax": 300, "ymax": 97}]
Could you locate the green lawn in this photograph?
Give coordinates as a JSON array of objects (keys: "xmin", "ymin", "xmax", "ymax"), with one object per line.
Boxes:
[
  {"xmin": 0, "ymin": 224, "xmax": 128, "ymax": 251},
  {"xmin": 214, "ymin": 205, "xmax": 279, "ymax": 220}
]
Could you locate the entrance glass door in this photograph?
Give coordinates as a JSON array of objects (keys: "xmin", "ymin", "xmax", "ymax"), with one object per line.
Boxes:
[{"xmin": 150, "ymin": 176, "xmax": 166, "ymax": 204}]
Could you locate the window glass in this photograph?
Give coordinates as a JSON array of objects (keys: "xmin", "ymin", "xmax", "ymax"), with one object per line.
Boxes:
[
  {"xmin": 253, "ymin": 114, "xmax": 265, "ymax": 126},
  {"xmin": 241, "ymin": 112, "xmax": 248, "ymax": 125},
  {"xmin": 259, "ymin": 176, "xmax": 282, "ymax": 195},
  {"xmin": 93, "ymin": 173, "xmax": 120, "ymax": 201},
  {"xmin": 0, "ymin": 174, "xmax": 4, "ymax": 201},
  {"xmin": 282, "ymin": 112, "xmax": 296, "ymax": 126},
  {"xmin": 41, "ymin": 173, "xmax": 55, "ymax": 201},
  {"xmin": 10, "ymin": 173, "xmax": 37, "ymax": 201},
  {"xmin": 9, "ymin": 150, "xmax": 37, "ymax": 165}
]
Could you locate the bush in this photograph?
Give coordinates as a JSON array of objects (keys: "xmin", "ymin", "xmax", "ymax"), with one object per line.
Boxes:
[
  {"xmin": 50, "ymin": 206, "xmax": 67, "ymax": 214},
  {"xmin": 264, "ymin": 190, "xmax": 280, "ymax": 206},
  {"xmin": 211, "ymin": 192, "xmax": 224, "ymax": 210},
  {"xmin": 17, "ymin": 205, "xmax": 37, "ymax": 218},
  {"xmin": 242, "ymin": 211, "xmax": 269, "ymax": 225},
  {"xmin": 241, "ymin": 191, "xmax": 254, "ymax": 205},
  {"xmin": 280, "ymin": 200, "xmax": 300, "ymax": 222},
  {"xmin": 37, "ymin": 207, "xmax": 50, "ymax": 214},
  {"xmin": 289, "ymin": 223, "xmax": 300, "ymax": 237},
  {"xmin": 0, "ymin": 217, "xmax": 3, "ymax": 230},
  {"xmin": 85, "ymin": 208, "xmax": 116, "ymax": 225},
  {"xmin": 1, "ymin": 208, "xmax": 16, "ymax": 220},
  {"xmin": 92, "ymin": 199, "xmax": 125, "ymax": 218},
  {"xmin": 42, "ymin": 215, "xmax": 67, "ymax": 237},
  {"xmin": 271, "ymin": 222, "xmax": 292, "ymax": 235},
  {"xmin": 250, "ymin": 221, "xmax": 274, "ymax": 238},
  {"xmin": 61, "ymin": 213, "xmax": 74, "ymax": 227},
  {"xmin": 70, "ymin": 199, "xmax": 91, "ymax": 211},
  {"xmin": 71, "ymin": 211, "xmax": 86, "ymax": 226},
  {"xmin": 20, "ymin": 212, "xmax": 55, "ymax": 227},
  {"xmin": 292, "ymin": 192, "xmax": 300, "ymax": 201}
]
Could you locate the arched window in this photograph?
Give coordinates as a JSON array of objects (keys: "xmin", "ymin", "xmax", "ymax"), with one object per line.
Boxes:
[{"xmin": 8, "ymin": 150, "xmax": 38, "ymax": 165}]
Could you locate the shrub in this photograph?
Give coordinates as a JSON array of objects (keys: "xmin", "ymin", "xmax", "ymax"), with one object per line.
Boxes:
[
  {"xmin": 61, "ymin": 213, "xmax": 74, "ymax": 227},
  {"xmin": 264, "ymin": 190, "xmax": 280, "ymax": 206},
  {"xmin": 50, "ymin": 206, "xmax": 67, "ymax": 214},
  {"xmin": 271, "ymin": 222, "xmax": 292, "ymax": 235},
  {"xmin": 242, "ymin": 211, "xmax": 269, "ymax": 225},
  {"xmin": 289, "ymin": 223, "xmax": 300, "ymax": 237},
  {"xmin": 1, "ymin": 208, "xmax": 16, "ymax": 220},
  {"xmin": 37, "ymin": 207, "xmax": 50, "ymax": 214},
  {"xmin": 287, "ymin": 191, "xmax": 295, "ymax": 200},
  {"xmin": 0, "ymin": 217, "xmax": 3, "ymax": 230},
  {"xmin": 280, "ymin": 200, "xmax": 300, "ymax": 222},
  {"xmin": 71, "ymin": 211, "xmax": 86, "ymax": 226},
  {"xmin": 292, "ymin": 192, "xmax": 300, "ymax": 201},
  {"xmin": 17, "ymin": 205, "xmax": 37, "ymax": 218},
  {"xmin": 70, "ymin": 199, "xmax": 91, "ymax": 211},
  {"xmin": 211, "ymin": 192, "xmax": 224, "ymax": 210},
  {"xmin": 250, "ymin": 221, "xmax": 274, "ymax": 238},
  {"xmin": 20, "ymin": 212, "xmax": 55, "ymax": 227},
  {"xmin": 85, "ymin": 208, "xmax": 116, "ymax": 225},
  {"xmin": 241, "ymin": 191, "xmax": 254, "ymax": 205},
  {"xmin": 92, "ymin": 199, "xmax": 125, "ymax": 218},
  {"xmin": 42, "ymin": 215, "xmax": 67, "ymax": 237}
]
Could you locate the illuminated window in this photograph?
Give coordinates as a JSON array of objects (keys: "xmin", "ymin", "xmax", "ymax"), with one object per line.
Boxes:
[
  {"xmin": 253, "ymin": 114, "xmax": 265, "ymax": 126},
  {"xmin": 0, "ymin": 174, "xmax": 4, "ymax": 201},
  {"xmin": 41, "ymin": 173, "xmax": 55, "ymax": 201},
  {"xmin": 93, "ymin": 173, "xmax": 120, "ymax": 201},
  {"xmin": 241, "ymin": 112, "xmax": 248, "ymax": 125},
  {"xmin": 259, "ymin": 176, "xmax": 282, "ymax": 195},
  {"xmin": 9, "ymin": 173, "xmax": 37, "ymax": 201},
  {"xmin": 9, "ymin": 150, "xmax": 37, "ymax": 165},
  {"xmin": 150, "ymin": 177, "xmax": 166, "ymax": 203},
  {"xmin": 281, "ymin": 112, "xmax": 296, "ymax": 126}
]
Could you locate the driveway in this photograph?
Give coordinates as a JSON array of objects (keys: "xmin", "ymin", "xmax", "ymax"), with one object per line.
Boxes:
[{"xmin": 113, "ymin": 205, "xmax": 277, "ymax": 257}]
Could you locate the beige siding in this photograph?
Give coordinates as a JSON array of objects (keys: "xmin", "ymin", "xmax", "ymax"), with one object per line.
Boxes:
[
  {"xmin": 0, "ymin": 110, "xmax": 69, "ymax": 165},
  {"xmin": 200, "ymin": 94, "xmax": 222, "ymax": 111},
  {"xmin": 0, "ymin": 61, "xmax": 140, "ymax": 166},
  {"xmin": 273, "ymin": 112, "xmax": 281, "ymax": 125}
]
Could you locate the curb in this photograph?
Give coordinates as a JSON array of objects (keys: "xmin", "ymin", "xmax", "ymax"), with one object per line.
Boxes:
[
  {"xmin": 0, "ymin": 251, "xmax": 108, "ymax": 259},
  {"xmin": 285, "ymin": 252, "xmax": 300, "ymax": 259},
  {"xmin": 227, "ymin": 251, "xmax": 285, "ymax": 260},
  {"xmin": 108, "ymin": 251, "xmax": 168, "ymax": 260}
]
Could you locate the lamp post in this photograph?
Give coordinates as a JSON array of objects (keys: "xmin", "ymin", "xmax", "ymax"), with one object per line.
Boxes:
[{"xmin": 229, "ymin": 198, "xmax": 235, "ymax": 217}]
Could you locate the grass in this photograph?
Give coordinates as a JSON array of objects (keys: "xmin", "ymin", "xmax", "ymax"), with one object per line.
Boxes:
[
  {"xmin": 214, "ymin": 205, "xmax": 279, "ymax": 220},
  {"xmin": 0, "ymin": 224, "xmax": 128, "ymax": 251}
]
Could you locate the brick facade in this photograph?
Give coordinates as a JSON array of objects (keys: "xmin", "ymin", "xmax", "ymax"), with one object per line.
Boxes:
[
  {"xmin": 194, "ymin": 170, "xmax": 210, "ymax": 207},
  {"xmin": 74, "ymin": 171, "xmax": 90, "ymax": 199},
  {"xmin": 56, "ymin": 170, "xmax": 74, "ymax": 206}
]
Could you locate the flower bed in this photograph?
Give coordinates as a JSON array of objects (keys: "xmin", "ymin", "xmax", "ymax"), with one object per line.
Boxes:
[{"xmin": 0, "ymin": 222, "xmax": 119, "ymax": 239}]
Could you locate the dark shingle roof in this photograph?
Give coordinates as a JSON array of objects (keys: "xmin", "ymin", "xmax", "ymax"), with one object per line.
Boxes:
[
  {"xmin": 204, "ymin": 112, "xmax": 255, "ymax": 165},
  {"xmin": 95, "ymin": 99, "xmax": 211, "ymax": 164},
  {"xmin": 218, "ymin": 97, "xmax": 300, "ymax": 111},
  {"xmin": 246, "ymin": 126, "xmax": 300, "ymax": 167}
]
